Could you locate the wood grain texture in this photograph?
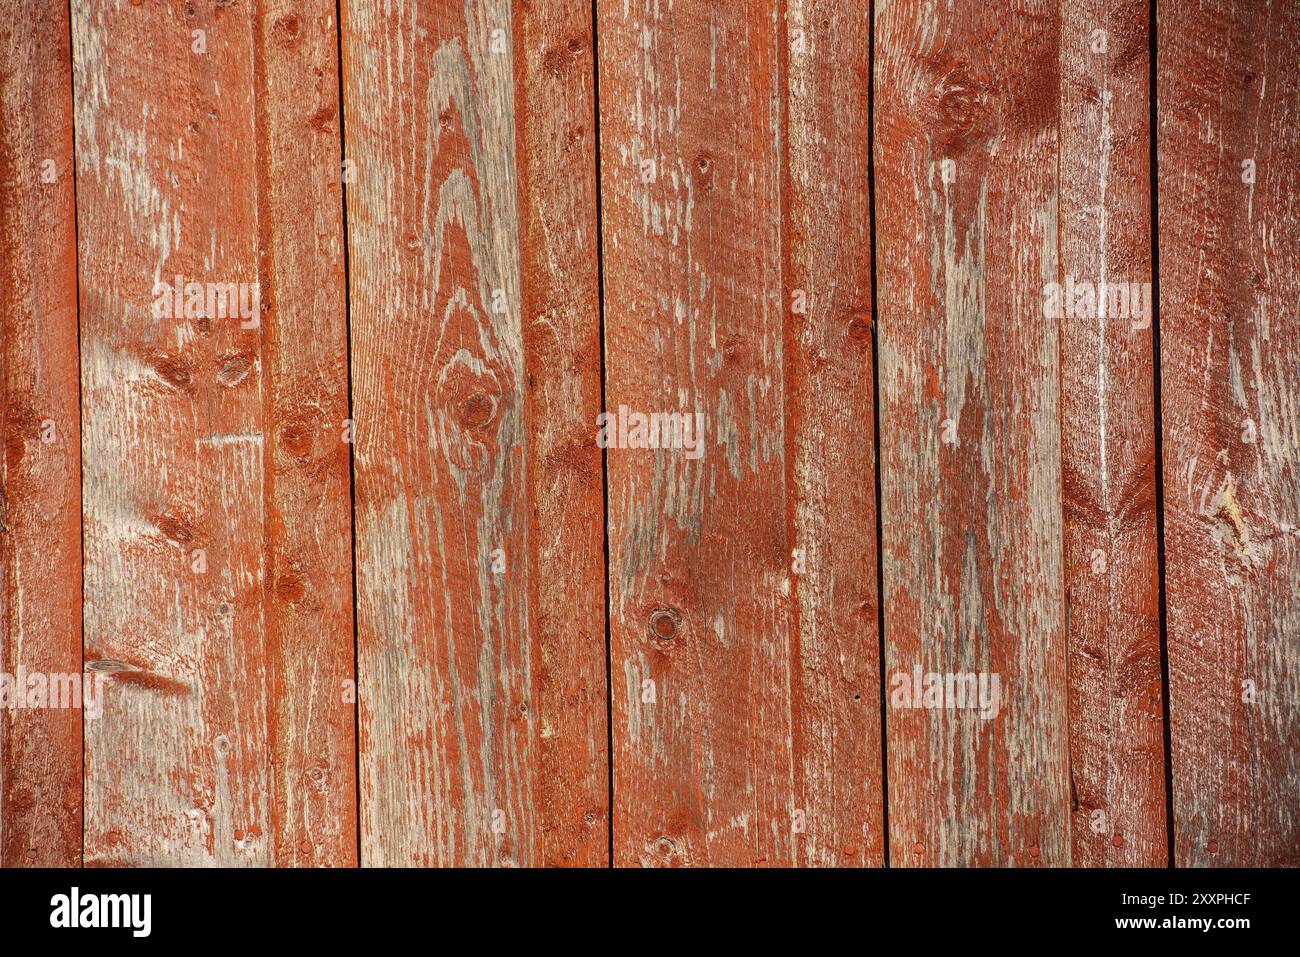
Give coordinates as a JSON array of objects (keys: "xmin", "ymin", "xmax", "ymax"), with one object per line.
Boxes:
[
  {"xmin": 783, "ymin": 0, "xmax": 884, "ymax": 867},
  {"xmin": 0, "ymin": 0, "xmax": 83, "ymax": 868},
  {"xmin": 258, "ymin": 0, "xmax": 358, "ymax": 867},
  {"xmin": 597, "ymin": 0, "xmax": 786, "ymax": 867},
  {"xmin": 875, "ymin": 0, "xmax": 1071, "ymax": 866},
  {"xmin": 598, "ymin": 0, "xmax": 877, "ymax": 867},
  {"xmin": 2, "ymin": 0, "xmax": 1294, "ymax": 870},
  {"xmin": 1059, "ymin": 0, "xmax": 1167, "ymax": 866},
  {"xmin": 515, "ymin": 1, "xmax": 609, "ymax": 866},
  {"xmin": 1158, "ymin": 0, "xmax": 1300, "ymax": 867},
  {"xmin": 344, "ymin": 0, "xmax": 603, "ymax": 866},
  {"xmin": 74, "ymin": 0, "xmax": 355, "ymax": 865}
]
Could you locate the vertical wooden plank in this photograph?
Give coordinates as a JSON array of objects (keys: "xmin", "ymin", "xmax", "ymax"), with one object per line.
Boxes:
[
  {"xmin": 258, "ymin": 0, "xmax": 358, "ymax": 866},
  {"xmin": 597, "ymin": 0, "xmax": 788, "ymax": 868},
  {"xmin": 1158, "ymin": 0, "xmax": 1300, "ymax": 867},
  {"xmin": 1059, "ymin": 0, "xmax": 1167, "ymax": 865},
  {"xmin": 515, "ymin": 3, "xmax": 610, "ymax": 865},
  {"xmin": 599, "ymin": 0, "xmax": 878, "ymax": 867},
  {"xmin": 0, "ymin": 1, "xmax": 83, "ymax": 867},
  {"xmin": 74, "ymin": 0, "xmax": 355, "ymax": 865},
  {"xmin": 74, "ymin": 0, "xmax": 267, "ymax": 866},
  {"xmin": 345, "ymin": 0, "xmax": 601, "ymax": 866},
  {"xmin": 784, "ymin": 0, "xmax": 884, "ymax": 866},
  {"xmin": 875, "ymin": 0, "xmax": 1071, "ymax": 865}
]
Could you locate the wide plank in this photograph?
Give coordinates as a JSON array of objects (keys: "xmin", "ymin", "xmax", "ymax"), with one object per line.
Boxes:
[
  {"xmin": 598, "ymin": 0, "xmax": 880, "ymax": 867},
  {"xmin": 1157, "ymin": 0, "xmax": 1300, "ymax": 867},
  {"xmin": 344, "ymin": 0, "xmax": 605, "ymax": 865},
  {"xmin": 875, "ymin": 0, "xmax": 1071, "ymax": 866},
  {"xmin": 74, "ymin": 0, "xmax": 354, "ymax": 865}
]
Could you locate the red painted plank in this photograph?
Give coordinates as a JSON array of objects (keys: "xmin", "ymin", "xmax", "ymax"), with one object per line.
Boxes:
[
  {"xmin": 344, "ymin": 0, "xmax": 606, "ymax": 865},
  {"xmin": 1059, "ymin": 0, "xmax": 1167, "ymax": 866},
  {"xmin": 1158, "ymin": 0, "xmax": 1300, "ymax": 867},
  {"xmin": 784, "ymin": 0, "xmax": 884, "ymax": 867},
  {"xmin": 73, "ymin": 0, "xmax": 354, "ymax": 865},
  {"xmin": 258, "ymin": 0, "xmax": 358, "ymax": 866},
  {"xmin": 598, "ymin": 0, "xmax": 880, "ymax": 866},
  {"xmin": 515, "ymin": 1, "xmax": 610, "ymax": 866},
  {"xmin": 875, "ymin": 0, "xmax": 1072, "ymax": 865},
  {"xmin": 0, "ymin": 1, "xmax": 83, "ymax": 868}
]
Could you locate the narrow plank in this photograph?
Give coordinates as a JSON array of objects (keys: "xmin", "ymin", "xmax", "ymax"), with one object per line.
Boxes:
[
  {"xmin": 344, "ymin": 0, "xmax": 592, "ymax": 865},
  {"xmin": 783, "ymin": 0, "xmax": 884, "ymax": 867},
  {"xmin": 257, "ymin": 0, "xmax": 358, "ymax": 867},
  {"xmin": 1058, "ymin": 0, "xmax": 1167, "ymax": 865},
  {"xmin": 73, "ymin": 0, "xmax": 353, "ymax": 865},
  {"xmin": 515, "ymin": 2, "xmax": 610, "ymax": 865},
  {"xmin": 875, "ymin": 0, "xmax": 1071, "ymax": 865},
  {"xmin": 1158, "ymin": 0, "xmax": 1300, "ymax": 867},
  {"xmin": 0, "ymin": 1, "xmax": 83, "ymax": 867}
]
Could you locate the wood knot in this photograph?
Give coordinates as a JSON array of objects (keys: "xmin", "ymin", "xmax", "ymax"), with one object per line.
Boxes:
[
  {"xmin": 653, "ymin": 835, "xmax": 679, "ymax": 859},
  {"xmin": 279, "ymin": 419, "xmax": 314, "ymax": 460},
  {"xmin": 309, "ymin": 103, "xmax": 337, "ymax": 134},
  {"xmin": 930, "ymin": 64, "xmax": 991, "ymax": 148},
  {"xmin": 86, "ymin": 659, "xmax": 133, "ymax": 673},
  {"xmin": 151, "ymin": 352, "xmax": 195, "ymax": 393},
  {"xmin": 846, "ymin": 312, "xmax": 872, "ymax": 342},
  {"xmin": 647, "ymin": 607, "xmax": 682, "ymax": 649},
  {"xmin": 460, "ymin": 392, "xmax": 496, "ymax": 430},
  {"xmin": 156, "ymin": 506, "xmax": 197, "ymax": 545},
  {"xmin": 561, "ymin": 124, "xmax": 584, "ymax": 153},
  {"xmin": 274, "ymin": 565, "xmax": 306, "ymax": 603},
  {"xmin": 272, "ymin": 13, "xmax": 300, "ymax": 46},
  {"xmin": 216, "ymin": 352, "xmax": 255, "ymax": 388},
  {"xmin": 435, "ymin": 360, "xmax": 503, "ymax": 473},
  {"xmin": 693, "ymin": 152, "xmax": 715, "ymax": 191},
  {"xmin": 543, "ymin": 35, "xmax": 588, "ymax": 77}
]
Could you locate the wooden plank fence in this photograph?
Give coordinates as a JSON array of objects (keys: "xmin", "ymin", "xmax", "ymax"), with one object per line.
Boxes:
[{"xmin": 0, "ymin": 0, "xmax": 1294, "ymax": 867}]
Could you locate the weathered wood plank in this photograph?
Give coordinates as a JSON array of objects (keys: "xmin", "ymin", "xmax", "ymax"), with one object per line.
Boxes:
[
  {"xmin": 74, "ymin": 0, "xmax": 354, "ymax": 865},
  {"xmin": 74, "ymin": 0, "xmax": 268, "ymax": 866},
  {"xmin": 598, "ymin": 0, "xmax": 877, "ymax": 867},
  {"xmin": 597, "ymin": 0, "xmax": 788, "ymax": 868},
  {"xmin": 875, "ymin": 0, "xmax": 1071, "ymax": 865},
  {"xmin": 258, "ymin": 0, "xmax": 358, "ymax": 867},
  {"xmin": 1059, "ymin": 0, "xmax": 1167, "ymax": 866},
  {"xmin": 1157, "ymin": 0, "xmax": 1300, "ymax": 867},
  {"xmin": 515, "ymin": 1, "xmax": 610, "ymax": 865},
  {"xmin": 784, "ymin": 0, "xmax": 884, "ymax": 867},
  {"xmin": 345, "ymin": 0, "xmax": 604, "ymax": 865},
  {"xmin": 0, "ymin": 0, "xmax": 83, "ymax": 868}
]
